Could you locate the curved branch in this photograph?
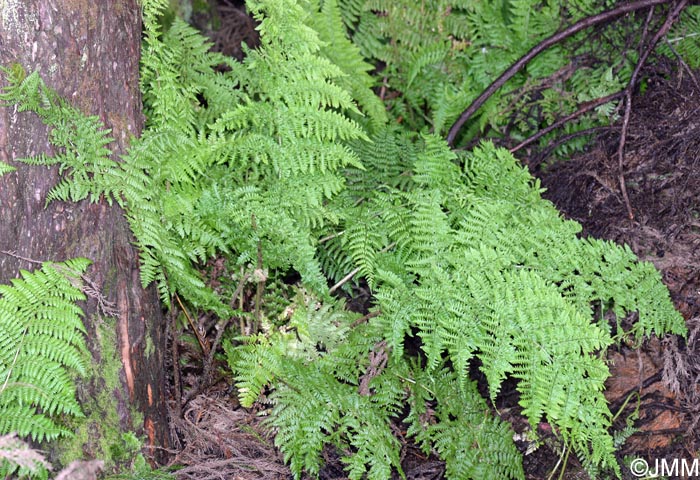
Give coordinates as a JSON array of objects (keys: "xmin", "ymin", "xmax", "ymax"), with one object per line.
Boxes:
[
  {"xmin": 445, "ymin": 0, "xmax": 673, "ymax": 147},
  {"xmin": 509, "ymin": 91, "xmax": 625, "ymax": 154}
]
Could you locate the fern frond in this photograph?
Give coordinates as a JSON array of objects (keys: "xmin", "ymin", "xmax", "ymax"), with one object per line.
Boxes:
[
  {"xmin": 305, "ymin": 0, "xmax": 388, "ymax": 131},
  {"xmin": 0, "ymin": 260, "xmax": 90, "ymax": 443},
  {"xmin": 0, "ymin": 162, "xmax": 15, "ymax": 176},
  {"xmin": 230, "ymin": 293, "xmax": 404, "ymax": 479},
  {"xmin": 407, "ymin": 366, "xmax": 525, "ymax": 480}
]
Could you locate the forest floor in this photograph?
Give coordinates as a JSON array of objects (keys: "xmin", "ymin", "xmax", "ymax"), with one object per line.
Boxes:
[
  {"xmin": 161, "ymin": 4, "xmax": 700, "ymax": 480},
  {"xmin": 533, "ymin": 62, "xmax": 700, "ymax": 479}
]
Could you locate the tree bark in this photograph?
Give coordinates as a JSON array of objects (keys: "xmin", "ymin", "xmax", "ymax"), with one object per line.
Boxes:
[{"xmin": 0, "ymin": 0, "xmax": 169, "ymax": 469}]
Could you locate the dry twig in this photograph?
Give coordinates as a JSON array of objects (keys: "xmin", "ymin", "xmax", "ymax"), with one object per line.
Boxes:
[{"xmin": 616, "ymin": 0, "xmax": 688, "ymax": 220}]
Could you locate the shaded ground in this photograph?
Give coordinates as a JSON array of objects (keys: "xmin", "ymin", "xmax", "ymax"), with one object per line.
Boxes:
[
  {"xmin": 159, "ymin": 3, "xmax": 700, "ymax": 479},
  {"xmin": 537, "ymin": 60, "xmax": 700, "ymax": 478}
]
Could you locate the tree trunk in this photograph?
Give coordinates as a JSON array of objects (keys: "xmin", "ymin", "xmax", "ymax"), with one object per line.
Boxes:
[{"xmin": 0, "ymin": 0, "xmax": 169, "ymax": 469}]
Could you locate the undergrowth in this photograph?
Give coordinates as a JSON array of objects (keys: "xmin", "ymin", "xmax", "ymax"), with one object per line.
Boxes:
[
  {"xmin": 0, "ymin": 259, "xmax": 91, "ymax": 479},
  {"xmin": 0, "ymin": 0, "xmax": 696, "ymax": 478}
]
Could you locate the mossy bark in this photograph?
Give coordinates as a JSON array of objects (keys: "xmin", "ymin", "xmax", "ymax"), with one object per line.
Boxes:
[{"xmin": 0, "ymin": 0, "xmax": 169, "ymax": 470}]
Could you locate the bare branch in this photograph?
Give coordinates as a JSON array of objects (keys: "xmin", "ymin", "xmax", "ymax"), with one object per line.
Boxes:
[
  {"xmin": 446, "ymin": 0, "xmax": 674, "ymax": 147},
  {"xmin": 509, "ymin": 92, "xmax": 625, "ymax": 154}
]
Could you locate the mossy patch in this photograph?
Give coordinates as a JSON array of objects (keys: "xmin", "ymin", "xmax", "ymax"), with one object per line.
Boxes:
[
  {"xmin": 55, "ymin": 318, "xmax": 146, "ymax": 474},
  {"xmin": 144, "ymin": 333, "xmax": 155, "ymax": 359}
]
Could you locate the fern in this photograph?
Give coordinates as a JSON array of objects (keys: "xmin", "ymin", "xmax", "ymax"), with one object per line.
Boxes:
[
  {"xmin": 406, "ymin": 366, "xmax": 525, "ymax": 480},
  {"xmin": 228, "ymin": 293, "xmax": 405, "ymax": 480},
  {"xmin": 1, "ymin": 0, "xmax": 373, "ymax": 311},
  {"xmin": 304, "ymin": 0, "xmax": 388, "ymax": 132},
  {"xmin": 368, "ymin": 137, "xmax": 683, "ymax": 477},
  {"xmin": 1, "ymin": 0, "xmax": 690, "ymax": 478},
  {"xmin": 344, "ymin": 0, "xmax": 699, "ymax": 151},
  {"xmin": 0, "ymin": 259, "xmax": 90, "ymax": 449},
  {"xmin": 658, "ymin": 5, "xmax": 700, "ymax": 68},
  {"xmin": 0, "ymin": 65, "xmax": 117, "ymax": 205},
  {"xmin": 235, "ymin": 130, "xmax": 684, "ymax": 478},
  {"xmin": 0, "ymin": 161, "xmax": 15, "ymax": 176}
]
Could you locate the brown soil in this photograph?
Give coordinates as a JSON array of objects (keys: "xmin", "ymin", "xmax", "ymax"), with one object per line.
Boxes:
[
  {"xmin": 161, "ymin": 4, "xmax": 700, "ymax": 480},
  {"xmin": 536, "ymin": 60, "xmax": 700, "ymax": 478}
]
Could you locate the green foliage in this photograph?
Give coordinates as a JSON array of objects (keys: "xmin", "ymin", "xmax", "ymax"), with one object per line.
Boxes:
[
  {"xmin": 0, "ymin": 259, "xmax": 90, "ymax": 477},
  {"xmin": 406, "ymin": 366, "xmax": 525, "ymax": 480},
  {"xmin": 0, "ymin": 64, "xmax": 116, "ymax": 204},
  {"xmin": 1, "ymin": 0, "xmax": 692, "ymax": 478},
  {"xmin": 342, "ymin": 0, "xmax": 609, "ymax": 141},
  {"xmin": 658, "ymin": 5, "xmax": 700, "ymax": 68},
  {"xmin": 303, "ymin": 0, "xmax": 388, "ymax": 132},
  {"xmin": 344, "ymin": 0, "xmax": 700, "ymax": 150},
  {"xmin": 230, "ymin": 291, "xmax": 525, "ymax": 479},
  {"xmin": 2, "ymin": 0, "xmax": 376, "ymax": 313},
  {"xmin": 227, "ymin": 293, "xmax": 405, "ymax": 479},
  {"xmin": 235, "ymin": 132, "xmax": 685, "ymax": 479},
  {"xmin": 103, "ymin": 450, "xmax": 178, "ymax": 480},
  {"xmin": 0, "ymin": 161, "xmax": 15, "ymax": 176}
]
